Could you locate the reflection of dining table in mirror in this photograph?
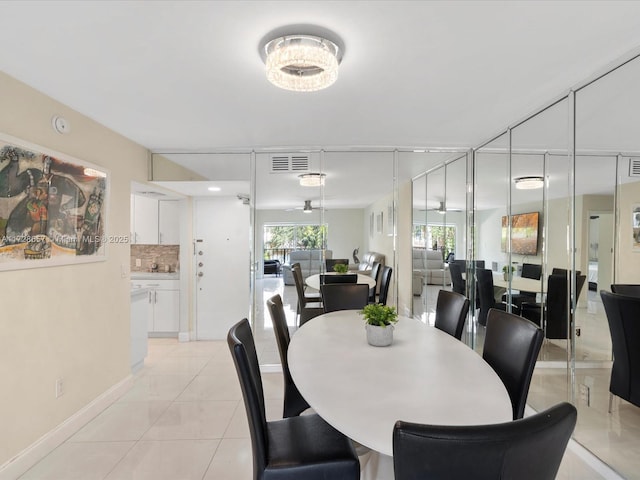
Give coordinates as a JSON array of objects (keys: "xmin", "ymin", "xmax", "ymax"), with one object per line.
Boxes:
[
  {"xmin": 288, "ymin": 311, "xmax": 512, "ymax": 479},
  {"xmin": 306, "ymin": 272, "xmax": 376, "ymax": 291},
  {"xmin": 493, "ymin": 273, "xmax": 545, "ymax": 303}
]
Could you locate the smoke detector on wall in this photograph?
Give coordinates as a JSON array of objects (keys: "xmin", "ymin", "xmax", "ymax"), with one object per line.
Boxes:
[{"xmin": 51, "ymin": 115, "xmax": 71, "ymax": 134}]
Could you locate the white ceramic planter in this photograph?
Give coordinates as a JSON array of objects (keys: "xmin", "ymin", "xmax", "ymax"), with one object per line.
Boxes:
[{"xmin": 365, "ymin": 323, "xmax": 394, "ymax": 347}]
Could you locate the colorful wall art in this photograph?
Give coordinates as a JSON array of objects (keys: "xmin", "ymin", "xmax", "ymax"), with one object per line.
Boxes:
[{"xmin": 0, "ymin": 134, "xmax": 108, "ymax": 270}]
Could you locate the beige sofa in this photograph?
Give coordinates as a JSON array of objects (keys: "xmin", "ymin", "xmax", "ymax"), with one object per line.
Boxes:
[
  {"xmin": 413, "ymin": 249, "xmax": 451, "ymax": 294},
  {"xmin": 283, "ymin": 250, "xmax": 332, "ymax": 285}
]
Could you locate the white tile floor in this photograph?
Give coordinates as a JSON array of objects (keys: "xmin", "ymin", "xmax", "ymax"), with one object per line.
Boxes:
[{"xmin": 9, "ymin": 277, "xmax": 630, "ymax": 480}]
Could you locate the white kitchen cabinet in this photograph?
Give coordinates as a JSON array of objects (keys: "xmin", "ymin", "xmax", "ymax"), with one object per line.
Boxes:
[
  {"xmin": 158, "ymin": 200, "xmax": 180, "ymax": 244},
  {"xmin": 131, "ymin": 278, "xmax": 180, "ymax": 335},
  {"xmin": 131, "ymin": 194, "xmax": 159, "ymax": 244},
  {"xmin": 130, "ymin": 195, "xmax": 180, "ymax": 245}
]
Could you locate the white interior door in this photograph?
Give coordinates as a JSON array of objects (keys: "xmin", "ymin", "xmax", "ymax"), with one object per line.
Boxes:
[
  {"xmin": 194, "ymin": 197, "xmax": 250, "ymax": 340},
  {"xmin": 597, "ymin": 213, "xmax": 614, "ymax": 294}
]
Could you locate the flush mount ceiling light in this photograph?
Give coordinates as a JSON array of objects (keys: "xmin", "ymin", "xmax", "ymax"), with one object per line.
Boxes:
[
  {"xmin": 263, "ymin": 34, "xmax": 341, "ymax": 92},
  {"xmin": 303, "ymin": 200, "xmax": 313, "ymax": 213},
  {"xmin": 298, "ymin": 172, "xmax": 326, "ymax": 187},
  {"xmin": 514, "ymin": 176, "xmax": 544, "ymax": 190}
]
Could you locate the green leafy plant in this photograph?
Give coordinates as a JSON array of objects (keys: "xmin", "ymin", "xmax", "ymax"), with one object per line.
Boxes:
[
  {"xmin": 502, "ymin": 265, "xmax": 515, "ymax": 273},
  {"xmin": 333, "ymin": 263, "xmax": 349, "ymax": 274},
  {"xmin": 360, "ymin": 303, "xmax": 398, "ymax": 327}
]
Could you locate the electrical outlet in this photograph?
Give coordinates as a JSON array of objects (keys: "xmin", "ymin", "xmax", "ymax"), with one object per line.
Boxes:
[
  {"xmin": 579, "ymin": 384, "xmax": 590, "ymax": 406},
  {"xmin": 135, "ymin": 258, "xmax": 142, "ymax": 267},
  {"xmin": 55, "ymin": 378, "xmax": 64, "ymax": 398}
]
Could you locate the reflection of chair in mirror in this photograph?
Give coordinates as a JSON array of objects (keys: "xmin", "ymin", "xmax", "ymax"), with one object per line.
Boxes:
[
  {"xmin": 392, "ymin": 402, "xmax": 576, "ymax": 480},
  {"xmin": 266, "ymin": 294, "xmax": 310, "ymax": 418},
  {"xmin": 319, "ymin": 274, "xmax": 357, "ymax": 284},
  {"xmin": 227, "ymin": 319, "xmax": 360, "ymax": 480},
  {"xmin": 520, "ymin": 273, "xmax": 586, "ymax": 339},
  {"xmin": 483, "ymin": 308, "xmax": 543, "ymax": 419},
  {"xmin": 434, "ymin": 290, "xmax": 470, "ymax": 340},
  {"xmin": 611, "ymin": 284, "xmax": 640, "ymax": 297},
  {"xmin": 504, "ymin": 262, "xmax": 542, "ymax": 309},
  {"xmin": 600, "ymin": 291, "xmax": 640, "ymax": 412},
  {"xmin": 448, "ymin": 262, "xmax": 465, "ymax": 296},
  {"xmin": 476, "ymin": 269, "xmax": 507, "ymax": 326},
  {"xmin": 378, "ymin": 266, "xmax": 393, "ymax": 305},
  {"xmin": 321, "ymin": 283, "xmax": 370, "ymax": 313},
  {"xmin": 292, "ymin": 264, "xmax": 323, "ymax": 326},
  {"xmin": 325, "ymin": 258, "xmax": 349, "ymax": 272}
]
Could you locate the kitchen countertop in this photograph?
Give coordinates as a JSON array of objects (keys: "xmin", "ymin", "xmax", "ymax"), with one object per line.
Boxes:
[{"xmin": 131, "ymin": 272, "xmax": 180, "ymax": 280}]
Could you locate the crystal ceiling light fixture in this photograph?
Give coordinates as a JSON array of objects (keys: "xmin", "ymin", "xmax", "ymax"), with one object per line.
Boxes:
[
  {"xmin": 298, "ymin": 172, "xmax": 326, "ymax": 187},
  {"xmin": 263, "ymin": 34, "xmax": 341, "ymax": 92},
  {"xmin": 514, "ymin": 176, "xmax": 544, "ymax": 190}
]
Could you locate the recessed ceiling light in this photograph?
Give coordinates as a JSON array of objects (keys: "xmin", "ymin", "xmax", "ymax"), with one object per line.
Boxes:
[
  {"xmin": 208, "ymin": 186, "xmax": 221, "ymax": 192},
  {"xmin": 514, "ymin": 176, "xmax": 544, "ymax": 190},
  {"xmin": 263, "ymin": 34, "xmax": 341, "ymax": 92},
  {"xmin": 299, "ymin": 173, "xmax": 326, "ymax": 187}
]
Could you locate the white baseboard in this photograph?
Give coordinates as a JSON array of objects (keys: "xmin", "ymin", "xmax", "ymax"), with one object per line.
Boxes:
[
  {"xmin": 0, "ymin": 375, "xmax": 134, "ymax": 480},
  {"xmin": 178, "ymin": 331, "xmax": 190, "ymax": 342}
]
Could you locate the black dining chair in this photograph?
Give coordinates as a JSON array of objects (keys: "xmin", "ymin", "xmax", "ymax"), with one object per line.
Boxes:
[
  {"xmin": 483, "ymin": 308, "xmax": 543, "ymax": 419},
  {"xmin": 520, "ymin": 273, "xmax": 586, "ymax": 339},
  {"xmin": 227, "ymin": 319, "xmax": 360, "ymax": 480},
  {"xmin": 321, "ymin": 283, "xmax": 370, "ymax": 313},
  {"xmin": 292, "ymin": 264, "xmax": 324, "ymax": 326},
  {"xmin": 368, "ymin": 261, "xmax": 382, "ymax": 302},
  {"xmin": 392, "ymin": 402, "xmax": 576, "ymax": 480},
  {"xmin": 378, "ymin": 266, "xmax": 393, "ymax": 305},
  {"xmin": 320, "ymin": 273, "xmax": 358, "ymax": 284},
  {"xmin": 476, "ymin": 268, "xmax": 507, "ymax": 326},
  {"xmin": 266, "ymin": 294, "xmax": 311, "ymax": 418},
  {"xmin": 434, "ymin": 289, "xmax": 470, "ymax": 340},
  {"xmin": 325, "ymin": 258, "xmax": 350, "ymax": 272},
  {"xmin": 611, "ymin": 284, "xmax": 640, "ymax": 297},
  {"xmin": 600, "ymin": 291, "xmax": 640, "ymax": 412},
  {"xmin": 448, "ymin": 262, "xmax": 466, "ymax": 296}
]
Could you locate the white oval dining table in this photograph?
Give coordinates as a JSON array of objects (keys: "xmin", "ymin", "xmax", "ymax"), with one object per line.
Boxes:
[
  {"xmin": 288, "ymin": 311, "xmax": 512, "ymax": 479},
  {"xmin": 305, "ymin": 272, "xmax": 377, "ymax": 290}
]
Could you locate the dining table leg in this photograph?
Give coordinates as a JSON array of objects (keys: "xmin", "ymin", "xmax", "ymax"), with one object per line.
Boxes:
[{"xmin": 358, "ymin": 451, "xmax": 394, "ymax": 480}]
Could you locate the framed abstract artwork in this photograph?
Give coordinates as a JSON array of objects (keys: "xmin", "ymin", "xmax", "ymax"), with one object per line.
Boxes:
[{"xmin": 0, "ymin": 133, "xmax": 109, "ymax": 271}]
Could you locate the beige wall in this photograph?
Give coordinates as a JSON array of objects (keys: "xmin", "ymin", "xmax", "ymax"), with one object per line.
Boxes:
[{"xmin": 0, "ymin": 72, "xmax": 148, "ymax": 464}]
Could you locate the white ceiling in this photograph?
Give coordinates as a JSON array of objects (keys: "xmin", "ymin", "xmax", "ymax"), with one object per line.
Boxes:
[{"xmin": 1, "ymin": 1, "xmax": 640, "ymax": 208}]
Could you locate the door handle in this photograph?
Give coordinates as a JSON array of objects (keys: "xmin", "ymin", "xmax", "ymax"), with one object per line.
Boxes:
[{"xmin": 198, "ymin": 272, "xmax": 204, "ymax": 277}]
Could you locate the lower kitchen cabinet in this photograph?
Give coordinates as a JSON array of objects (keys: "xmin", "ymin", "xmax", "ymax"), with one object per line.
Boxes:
[{"xmin": 131, "ymin": 278, "xmax": 180, "ymax": 336}]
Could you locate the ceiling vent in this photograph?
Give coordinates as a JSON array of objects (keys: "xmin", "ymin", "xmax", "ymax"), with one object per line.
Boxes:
[
  {"xmin": 629, "ymin": 157, "xmax": 640, "ymax": 177},
  {"xmin": 270, "ymin": 154, "xmax": 310, "ymax": 173}
]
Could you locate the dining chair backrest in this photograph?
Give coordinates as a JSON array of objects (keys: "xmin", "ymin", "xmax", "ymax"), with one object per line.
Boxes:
[
  {"xmin": 266, "ymin": 294, "xmax": 310, "ymax": 417},
  {"xmin": 545, "ymin": 273, "xmax": 586, "ymax": 339},
  {"xmin": 369, "ymin": 262, "xmax": 382, "ymax": 302},
  {"xmin": 521, "ymin": 262, "xmax": 542, "ymax": 280},
  {"xmin": 320, "ymin": 274, "xmax": 358, "ymax": 284},
  {"xmin": 448, "ymin": 262, "xmax": 465, "ymax": 296},
  {"xmin": 227, "ymin": 319, "xmax": 268, "ymax": 473},
  {"xmin": 321, "ymin": 283, "xmax": 370, "ymax": 313},
  {"xmin": 611, "ymin": 284, "xmax": 640, "ymax": 297},
  {"xmin": 434, "ymin": 290, "xmax": 470, "ymax": 340},
  {"xmin": 600, "ymin": 291, "xmax": 640, "ymax": 408},
  {"xmin": 476, "ymin": 269, "xmax": 496, "ymax": 326},
  {"xmin": 483, "ymin": 308, "xmax": 543, "ymax": 419},
  {"xmin": 326, "ymin": 258, "xmax": 350, "ymax": 272},
  {"xmin": 392, "ymin": 402, "xmax": 576, "ymax": 480},
  {"xmin": 378, "ymin": 266, "xmax": 393, "ymax": 305},
  {"xmin": 291, "ymin": 264, "xmax": 308, "ymax": 307}
]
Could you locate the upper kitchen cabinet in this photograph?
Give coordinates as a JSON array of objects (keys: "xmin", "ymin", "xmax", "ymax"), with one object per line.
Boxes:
[{"xmin": 131, "ymin": 194, "xmax": 180, "ymax": 245}]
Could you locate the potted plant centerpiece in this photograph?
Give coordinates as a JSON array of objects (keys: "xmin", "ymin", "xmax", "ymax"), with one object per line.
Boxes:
[
  {"xmin": 333, "ymin": 263, "xmax": 349, "ymax": 274},
  {"xmin": 502, "ymin": 265, "xmax": 515, "ymax": 281},
  {"xmin": 360, "ymin": 303, "xmax": 398, "ymax": 347}
]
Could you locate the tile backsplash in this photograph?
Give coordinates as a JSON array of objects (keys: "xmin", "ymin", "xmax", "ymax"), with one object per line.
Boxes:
[{"xmin": 131, "ymin": 244, "xmax": 179, "ymax": 273}]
